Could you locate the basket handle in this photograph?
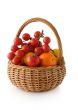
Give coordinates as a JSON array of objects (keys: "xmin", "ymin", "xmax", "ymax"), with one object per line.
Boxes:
[{"xmin": 16, "ymin": 17, "xmax": 63, "ymax": 59}]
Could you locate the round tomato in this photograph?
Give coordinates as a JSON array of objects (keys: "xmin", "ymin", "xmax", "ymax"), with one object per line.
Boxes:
[
  {"xmin": 42, "ymin": 44, "xmax": 50, "ymax": 52},
  {"xmin": 39, "ymin": 52, "xmax": 57, "ymax": 66},
  {"xmin": 23, "ymin": 52, "xmax": 40, "ymax": 67},
  {"xmin": 26, "ymin": 55, "xmax": 40, "ymax": 67},
  {"xmin": 15, "ymin": 50, "xmax": 25, "ymax": 58},
  {"xmin": 7, "ymin": 52, "xmax": 15, "ymax": 60},
  {"xmin": 34, "ymin": 47, "xmax": 43, "ymax": 56},
  {"xmin": 34, "ymin": 31, "xmax": 41, "ymax": 39},
  {"xmin": 30, "ymin": 38, "xmax": 39, "ymax": 46},
  {"xmin": 12, "ymin": 56, "xmax": 21, "ymax": 65},
  {"xmin": 22, "ymin": 44, "xmax": 29, "ymax": 53},
  {"xmin": 22, "ymin": 33, "xmax": 30, "ymax": 41},
  {"xmin": 14, "ymin": 37, "xmax": 22, "ymax": 45},
  {"xmin": 11, "ymin": 45, "xmax": 18, "ymax": 52},
  {"xmin": 43, "ymin": 37, "xmax": 51, "ymax": 44}
]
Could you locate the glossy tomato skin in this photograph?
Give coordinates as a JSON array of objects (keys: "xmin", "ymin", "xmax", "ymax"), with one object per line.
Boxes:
[
  {"xmin": 30, "ymin": 38, "xmax": 39, "ymax": 46},
  {"xmin": 28, "ymin": 43, "xmax": 34, "ymax": 52},
  {"xmin": 14, "ymin": 37, "xmax": 22, "ymax": 45},
  {"xmin": 15, "ymin": 50, "xmax": 25, "ymax": 58},
  {"xmin": 26, "ymin": 55, "xmax": 40, "ymax": 67},
  {"xmin": 22, "ymin": 33, "xmax": 30, "ymax": 41},
  {"xmin": 22, "ymin": 45, "xmax": 29, "ymax": 53},
  {"xmin": 43, "ymin": 37, "xmax": 51, "ymax": 44},
  {"xmin": 39, "ymin": 52, "xmax": 57, "ymax": 66},
  {"xmin": 11, "ymin": 45, "xmax": 19, "ymax": 52},
  {"xmin": 34, "ymin": 31, "xmax": 41, "ymax": 39},
  {"xmin": 34, "ymin": 47, "xmax": 43, "ymax": 56},
  {"xmin": 42, "ymin": 44, "xmax": 50, "ymax": 52},
  {"xmin": 7, "ymin": 52, "xmax": 15, "ymax": 60},
  {"xmin": 12, "ymin": 56, "xmax": 21, "ymax": 65}
]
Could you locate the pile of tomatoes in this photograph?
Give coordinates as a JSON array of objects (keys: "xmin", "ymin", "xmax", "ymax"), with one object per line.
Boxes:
[{"xmin": 7, "ymin": 30, "xmax": 57, "ymax": 67}]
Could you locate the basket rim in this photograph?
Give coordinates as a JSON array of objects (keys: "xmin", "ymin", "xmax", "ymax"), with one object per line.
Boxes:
[{"xmin": 8, "ymin": 58, "xmax": 65, "ymax": 70}]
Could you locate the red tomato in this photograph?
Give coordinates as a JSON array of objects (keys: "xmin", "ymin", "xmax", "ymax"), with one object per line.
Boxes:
[
  {"xmin": 14, "ymin": 37, "xmax": 22, "ymax": 45},
  {"xmin": 42, "ymin": 44, "xmax": 50, "ymax": 52},
  {"xmin": 35, "ymin": 47, "xmax": 43, "ymax": 56},
  {"xmin": 35, "ymin": 41, "xmax": 42, "ymax": 47},
  {"xmin": 22, "ymin": 33, "xmax": 30, "ymax": 41},
  {"xmin": 43, "ymin": 37, "xmax": 51, "ymax": 44},
  {"xmin": 26, "ymin": 54, "xmax": 40, "ymax": 67},
  {"xmin": 28, "ymin": 43, "xmax": 34, "ymax": 52},
  {"xmin": 11, "ymin": 45, "xmax": 19, "ymax": 52},
  {"xmin": 15, "ymin": 50, "xmax": 25, "ymax": 58},
  {"xmin": 34, "ymin": 31, "xmax": 41, "ymax": 39},
  {"xmin": 7, "ymin": 52, "xmax": 15, "ymax": 60},
  {"xmin": 22, "ymin": 45, "xmax": 29, "ymax": 53},
  {"xmin": 30, "ymin": 38, "xmax": 39, "ymax": 46},
  {"xmin": 12, "ymin": 56, "xmax": 21, "ymax": 65}
]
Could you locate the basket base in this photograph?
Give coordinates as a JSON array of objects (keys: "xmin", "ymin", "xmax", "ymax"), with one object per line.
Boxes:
[{"xmin": 7, "ymin": 58, "xmax": 66, "ymax": 92}]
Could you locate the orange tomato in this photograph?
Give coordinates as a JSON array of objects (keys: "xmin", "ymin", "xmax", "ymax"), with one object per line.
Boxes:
[
  {"xmin": 22, "ymin": 52, "xmax": 34, "ymax": 65},
  {"xmin": 39, "ymin": 51, "xmax": 57, "ymax": 67}
]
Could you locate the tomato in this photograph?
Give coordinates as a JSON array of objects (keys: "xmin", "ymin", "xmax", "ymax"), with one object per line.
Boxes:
[
  {"xmin": 42, "ymin": 44, "xmax": 50, "ymax": 52},
  {"xmin": 39, "ymin": 52, "xmax": 57, "ymax": 66},
  {"xmin": 33, "ymin": 41, "xmax": 42, "ymax": 48},
  {"xmin": 11, "ymin": 45, "xmax": 18, "ymax": 52},
  {"xmin": 34, "ymin": 41, "xmax": 42, "ymax": 47},
  {"xmin": 26, "ymin": 54, "xmax": 40, "ymax": 67},
  {"xmin": 22, "ymin": 44, "xmax": 29, "ymax": 53},
  {"xmin": 34, "ymin": 47, "xmax": 43, "ymax": 56},
  {"xmin": 23, "ymin": 52, "xmax": 34, "ymax": 65},
  {"xmin": 14, "ymin": 37, "xmax": 22, "ymax": 45},
  {"xmin": 15, "ymin": 50, "xmax": 25, "ymax": 58},
  {"xmin": 43, "ymin": 37, "xmax": 51, "ymax": 44},
  {"xmin": 34, "ymin": 31, "xmax": 41, "ymax": 39},
  {"xmin": 30, "ymin": 38, "xmax": 39, "ymax": 46},
  {"xmin": 28, "ymin": 43, "xmax": 34, "ymax": 52},
  {"xmin": 7, "ymin": 52, "xmax": 15, "ymax": 60},
  {"xmin": 12, "ymin": 56, "xmax": 21, "ymax": 65},
  {"xmin": 22, "ymin": 33, "xmax": 30, "ymax": 41}
]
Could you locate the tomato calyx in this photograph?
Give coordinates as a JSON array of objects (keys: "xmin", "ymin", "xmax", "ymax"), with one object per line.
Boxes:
[{"xmin": 40, "ymin": 30, "xmax": 44, "ymax": 38}]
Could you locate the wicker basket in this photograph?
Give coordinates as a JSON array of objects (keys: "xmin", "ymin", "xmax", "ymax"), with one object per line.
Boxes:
[{"xmin": 7, "ymin": 17, "xmax": 66, "ymax": 92}]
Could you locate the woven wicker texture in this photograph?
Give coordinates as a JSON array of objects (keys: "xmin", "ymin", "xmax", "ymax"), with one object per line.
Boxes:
[{"xmin": 7, "ymin": 17, "xmax": 66, "ymax": 92}]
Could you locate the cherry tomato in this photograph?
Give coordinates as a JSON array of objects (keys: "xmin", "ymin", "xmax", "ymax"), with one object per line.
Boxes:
[
  {"xmin": 14, "ymin": 37, "xmax": 22, "ymax": 45},
  {"xmin": 30, "ymin": 38, "xmax": 39, "ymax": 46},
  {"xmin": 42, "ymin": 44, "xmax": 50, "ymax": 52},
  {"xmin": 22, "ymin": 33, "xmax": 30, "ymax": 41},
  {"xmin": 34, "ymin": 31, "xmax": 41, "ymax": 39},
  {"xmin": 11, "ymin": 45, "xmax": 18, "ymax": 52},
  {"xmin": 7, "ymin": 52, "xmax": 15, "ymax": 60},
  {"xmin": 22, "ymin": 45, "xmax": 29, "ymax": 53},
  {"xmin": 15, "ymin": 50, "xmax": 25, "ymax": 58},
  {"xmin": 34, "ymin": 47, "xmax": 43, "ymax": 56},
  {"xmin": 12, "ymin": 56, "xmax": 21, "ymax": 65},
  {"xmin": 43, "ymin": 37, "xmax": 51, "ymax": 44},
  {"xmin": 34, "ymin": 41, "xmax": 42, "ymax": 48},
  {"xmin": 28, "ymin": 43, "xmax": 34, "ymax": 52}
]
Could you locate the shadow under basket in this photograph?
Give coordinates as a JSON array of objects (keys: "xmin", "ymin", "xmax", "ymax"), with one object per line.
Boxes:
[{"xmin": 7, "ymin": 17, "xmax": 66, "ymax": 92}]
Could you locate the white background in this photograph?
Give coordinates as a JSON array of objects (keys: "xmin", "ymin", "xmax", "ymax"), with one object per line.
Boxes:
[{"xmin": 0, "ymin": 0, "xmax": 78, "ymax": 110}]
